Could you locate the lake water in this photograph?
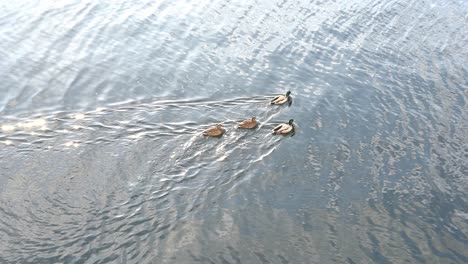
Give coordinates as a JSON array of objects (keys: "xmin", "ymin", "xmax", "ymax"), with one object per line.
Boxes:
[{"xmin": 0, "ymin": 0, "xmax": 467, "ymax": 263}]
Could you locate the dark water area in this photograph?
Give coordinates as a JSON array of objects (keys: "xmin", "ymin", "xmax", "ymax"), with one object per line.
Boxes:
[{"xmin": 0, "ymin": 0, "xmax": 467, "ymax": 263}]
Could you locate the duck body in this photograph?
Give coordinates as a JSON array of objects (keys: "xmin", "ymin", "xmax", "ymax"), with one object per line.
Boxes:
[
  {"xmin": 238, "ymin": 117, "xmax": 257, "ymax": 129},
  {"xmin": 271, "ymin": 91, "xmax": 291, "ymax": 105},
  {"xmin": 273, "ymin": 119, "xmax": 294, "ymax": 135},
  {"xmin": 203, "ymin": 124, "xmax": 225, "ymax": 137}
]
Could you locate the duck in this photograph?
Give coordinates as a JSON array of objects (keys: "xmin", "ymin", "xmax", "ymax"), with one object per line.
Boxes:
[
  {"xmin": 202, "ymin": 124, "xmax": 225, "ymax": 137},
  {"xmin": 271, "ymin": 91, "xmax": 291, "ymax": 105},
  {"xmin": 238, "ymin": 117, "xmax": 257, "ymax": 129},
  {"xmin": 272, "ymin": 119, "xmax": 294, "ymax": 135}
]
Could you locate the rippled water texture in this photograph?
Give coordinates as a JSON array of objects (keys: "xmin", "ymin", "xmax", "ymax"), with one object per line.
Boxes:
[{"xmin": 1, "ymin": 0, "xmax": 467, "ymax": 263}]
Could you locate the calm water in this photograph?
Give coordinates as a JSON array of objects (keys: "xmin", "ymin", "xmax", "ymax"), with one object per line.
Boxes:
[{"xmin": 1, "ymin": 0, "xmax": 467, "ymax": 263}]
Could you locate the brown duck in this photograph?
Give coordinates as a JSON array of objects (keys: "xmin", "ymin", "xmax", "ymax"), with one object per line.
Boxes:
[
  {"xmin": 238, "ymin": 117, "xmax": 257, "ymax": 129},
  {"xmin": 202, "ymin": 124, "xmax": 225, "ymax": 137}
]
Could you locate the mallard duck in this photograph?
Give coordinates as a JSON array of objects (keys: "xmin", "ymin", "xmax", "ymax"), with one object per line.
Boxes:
[
  {"xmin": 238, "ymin": 117, "xmax": 257, "ymax": 129},
  {"xmin": 271, "ymin": 91, "xmax": 291, "ymax": 105},
  {"xmin": 202, "ymin": 124, "xmax": 225, "ymax": 137},
  {"xmin": 273, "ymin": 119, "xmax": 294, "ymax": 134}
]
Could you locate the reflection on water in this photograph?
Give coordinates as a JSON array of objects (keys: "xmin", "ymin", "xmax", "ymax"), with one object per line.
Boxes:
[{"xmin": 0, "ymin": 0, "xmax": 467, "ymax": 263}]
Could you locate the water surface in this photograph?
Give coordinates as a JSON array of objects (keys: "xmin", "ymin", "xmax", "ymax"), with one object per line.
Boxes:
[{"xmin": 0, "ymin": 0, "xmax": 467, "ymax": 263}]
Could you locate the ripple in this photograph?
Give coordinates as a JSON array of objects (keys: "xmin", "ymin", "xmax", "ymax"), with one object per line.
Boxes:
[{"xmin": 0, "ymin": 95, "xmax": 298, "ymax": 262}]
